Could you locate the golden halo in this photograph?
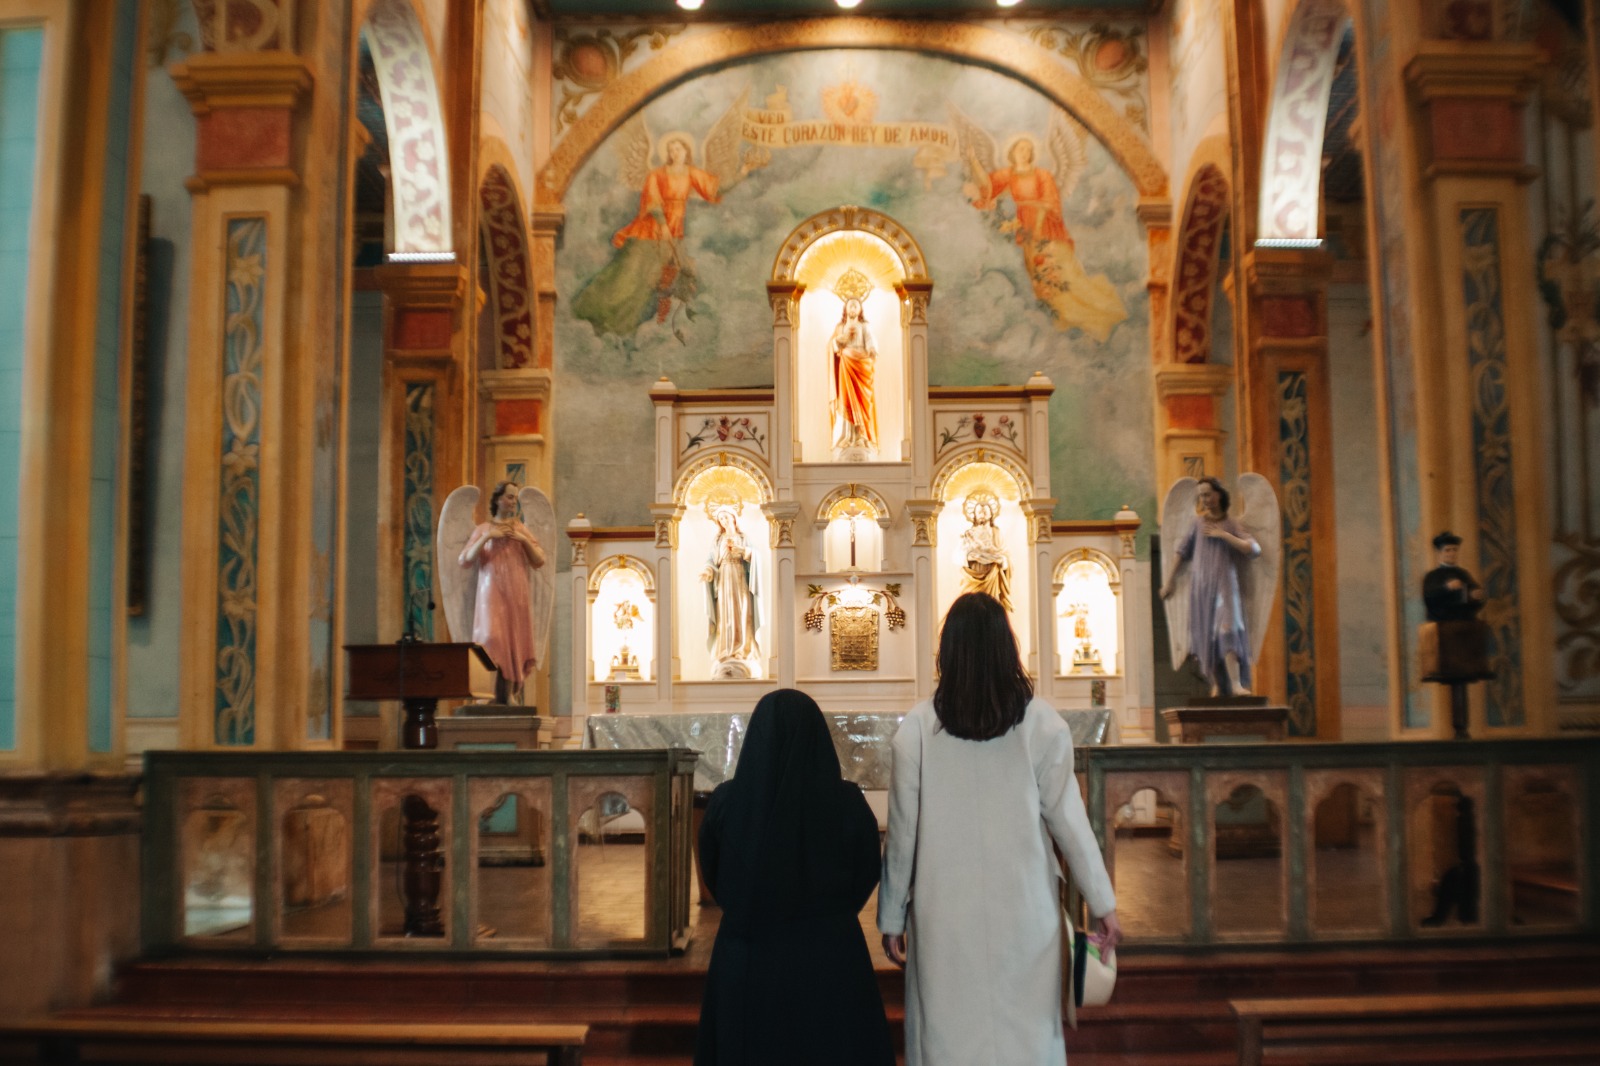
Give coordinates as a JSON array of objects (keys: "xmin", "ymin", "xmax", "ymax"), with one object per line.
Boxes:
[
  {"xmin": 655, "ymin": 130, "xmax": 697, "ymax": 165},
  {"xmin": 1001, "ymin": 133, "xmax": 1040, "ymax": 166},
  {"xmin": 963, "ymin": 489, "xmax": 1000, "ymax": 523}
]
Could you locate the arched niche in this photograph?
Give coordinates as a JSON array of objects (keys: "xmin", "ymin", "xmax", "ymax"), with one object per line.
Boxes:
[
  {"xmin": 674, "ymin": 460, "xmax": 773, "ymax": 680},
  {"xmin": 774, "ymin": 207, "xmax": 924, "ymax": 465},
  {"xmin": 478, "ymin": 165, "xmax": 534, "ymax": 369},
  {"xmin": 815, "ymin": 484, "xmax": 892, "ymax": 574},
  {"xmin": 1053, "ymin": 547, "xmax": 1122, "ymax": 676},
  {"xmin": 932, "ymin": 454, "xmax": 1033, "ymax": 662},
  {"xmin": 587, "ymin": 555, "xmax": 656, "ymax": 683}
]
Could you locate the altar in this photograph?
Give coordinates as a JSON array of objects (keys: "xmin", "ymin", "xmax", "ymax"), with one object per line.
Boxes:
[{"xmin": 562, "ymin": 207, "xmax": 1149, "ymax": 728}]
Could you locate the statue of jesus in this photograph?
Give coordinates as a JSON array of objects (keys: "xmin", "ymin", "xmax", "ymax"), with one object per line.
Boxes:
[{"xmin": 829, "ymin": 297, "xmax": 879, "ymax": 453}]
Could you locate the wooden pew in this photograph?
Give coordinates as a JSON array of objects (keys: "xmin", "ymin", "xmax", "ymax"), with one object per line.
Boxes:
[
  {"xmin": 1232, "ymin": 988, "xmax": 1600, "ymax": 1065},
  {"xmin": 0, "ymin": 1019, "xmax": 589, "ymax": 1065}
]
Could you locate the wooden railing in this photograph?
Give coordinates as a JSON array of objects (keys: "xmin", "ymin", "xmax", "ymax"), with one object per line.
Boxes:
[
  {"xmin": 141, "ymin": 749, "xmax": 697, "ymax": 957},
  {"xmin": 1079, "ymin": 738, "xmax": 1600, "ymax": 948}
]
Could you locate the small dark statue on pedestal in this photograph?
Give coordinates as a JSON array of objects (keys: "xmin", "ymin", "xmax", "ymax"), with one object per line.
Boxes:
[{"xmin": 1420, "ymin": 531, "xmax": 1495, "ymax": 739}]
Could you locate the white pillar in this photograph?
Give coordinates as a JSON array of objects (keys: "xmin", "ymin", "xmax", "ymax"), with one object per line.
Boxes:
[
  {"xmin": 768, "ymin": 283, "xmax": 801, "ymax": 481},
  {"xmin": 566, "ymin": 515, "xmax": 593, "ymax": 715},
  {"xmin": 907, "ymin": 499, "xmax": 942, "ymax": 698},
  {"xmin": 1026, "ymin": 499, "xmax": 1058, "ymax": 681},
  {"xmin": 763, "ymin": 500, "xmax": 801, "ymax": 687},
  {"xmin": 649, "ymin": 503, "xmax": 683, "ymax": 707},
  {"xmin": 900, "ymin": 281, "xmax": 933, "ymax": 487}
]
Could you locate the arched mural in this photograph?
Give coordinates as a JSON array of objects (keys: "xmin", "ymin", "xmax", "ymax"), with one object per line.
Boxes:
[
  {"xmin": 479, "ymin": 166, "xmax": 534, "ymax": 370},
  {"xmin": 1257, "ymin": 0, "xmax": 1351, "ymax": 242},
  {"xmin": 361, "ymin": 0, "xmax": 453, "ymax": 255},
  {"xmin": 552, "ymin": 50, "xmax": 1157, "ymax": 534},
  {"xmin": 1173, "ymin": 163, "xmax": 1230, "ymax": 363}
]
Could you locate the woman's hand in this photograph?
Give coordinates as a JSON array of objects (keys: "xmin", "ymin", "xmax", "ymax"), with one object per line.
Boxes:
[
  {"xmin": 882, "ymin": 933, "xmax": 907, "ymax": 969},
  {"xmin": 1097, "ymin": 911, "xmax": 1123, "ymax": 956}
]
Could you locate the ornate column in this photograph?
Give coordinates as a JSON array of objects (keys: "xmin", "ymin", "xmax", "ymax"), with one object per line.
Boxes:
[
  {"xmin": 906, "ymin": 500, "xmax": 943, "ymax": 698},
  {"xmin": 372, "ymin": 261, "xmax": 469, "ymax": 654},
  {"xmin": 1239, "ymin": 245, "xmax": 1342, "ymax": 739},
  {"xmin": 649, "ymin": 504, "xmax": 684, "ymax": 696},
  {"xmin": 1140, "ymin": 198, "xmax": 1174, "ymax": 359},
  {"xmin": 763, "ymin": 501, "xmax": 802, "ymax": 687},
  {"xmin": 566, "ymin": 515, "xmax": 592, "ymax": 715},
  {"xmin": 767, "ymin": 282, "xmax": 802, "ymax": 480},
  {"xmin": 898, "ymin": 280, "xmax": 934, "ymax": 487},
  {"xmin": 173, "ymin": 49, "xmax": 332, "ymax": 750},
  {"xmin": 1154, "ymin": 363, "xmax": 1234, "ymax": 487},
  {"xmin": 1025, "ymin": 499, "xmax": 1058, "ymax": 681},
  {"xmin": 1403, "ymin": 43, "xmax": 1552, "ymax": 735},
  {"xmin": 1113, "ymin": 506, "xmax": 1148, "ymax": 737}
]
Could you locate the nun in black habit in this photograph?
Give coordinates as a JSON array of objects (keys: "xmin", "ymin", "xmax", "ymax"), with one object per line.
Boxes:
[{"xmin": 693, "ymin": 688, "xmax": 894, "ymax": 1066}]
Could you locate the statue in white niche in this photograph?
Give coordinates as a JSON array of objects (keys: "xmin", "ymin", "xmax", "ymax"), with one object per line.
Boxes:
[
  {"xmin": 701, "ymin": 503, "xmax": 761, "ymax": 678},
  {"xmin": 829, "ymin": 296, "xmax": 879, "ymax": 456},
  {"xmin": 958, "ymin": 490, "xmax": 1013, "ymax": 611}
]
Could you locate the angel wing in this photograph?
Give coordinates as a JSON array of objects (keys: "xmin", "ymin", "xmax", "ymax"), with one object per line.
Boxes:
[
  {"xmin": 436, "ymin": 485, "xmax": 480, "ymax": 645},
  {"xmin": 703, "ymin": 86, "xmax": 751, "ymax": 190},
  {"xmin": 612, "ymin": 110, "xmax": 653, "ymax": 190},
  {"xmin": 1047, "ymin": 109, "xmax": 1089, "ymax": 203},
  {"xmin": 947, "ymin": 101, "xmax": 998, "ymax": 192},
  {"xmin": 1159, "ymin": 477, "xmax": 1200, "ymax": 672},
  {"xmin": 519, "ymin": 486, "xmax": 557, "ymax": 671},
  {"xmin": 1232, "ymin": 473, "xmax": 1282, "ymax": 667}
]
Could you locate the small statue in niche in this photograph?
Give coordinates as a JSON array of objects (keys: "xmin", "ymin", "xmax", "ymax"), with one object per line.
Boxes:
[
  {"xmin": 829, "ymin": 296, "xmax": 879, "ymax": 455},
  {"xmin": 1159, "ymin": 475, "xmax": 1281, "ymax": 698},
  {"xmin": 437, "ymin": 482, "xmax": 555, "ymax": 704},
  {"xmin": 610, "ymin": 600, "xmax": 642, "ymax": 680},
  {"xmin": 1065, "ymin": 601, "xmax": 1102, "ymax": 673},
  {"xmin": 701, "ymin": 503, "xmax": 761, "ymax": 678},
  {"xmin": 959, "ymin": 490, "xmax": 1012, "ymax": 611}
]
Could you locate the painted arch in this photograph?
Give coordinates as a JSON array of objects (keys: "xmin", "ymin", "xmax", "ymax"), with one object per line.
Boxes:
[
  {"xmin": 478, "ymin": 166, "xmax": 534, "ymax": 369},
  {"xmin": 1257, "ymin": 0, "xmax": 1351, "ymax": 242}
]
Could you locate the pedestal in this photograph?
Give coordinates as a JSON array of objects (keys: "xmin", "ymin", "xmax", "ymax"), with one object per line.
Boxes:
[{"xmin": 1161, "ymin": 699, "xmax": 1290, "ymax": 743}]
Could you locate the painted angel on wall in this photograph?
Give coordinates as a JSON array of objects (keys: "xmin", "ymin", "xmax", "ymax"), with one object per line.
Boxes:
[
  {"xmin": 1159, "ymin": 475, "xmax": 1281, "ymax": 698},
  {"xmin": 571, "ymin": 88, "xmax": 756, "ymax": 342},
  {"xmin": 437, "ymin": 481, "xmax": 556, "ymax": 704},
  {"xmin": 949, "ymin": 105, "xmax": 1128, "ymax": 342}
]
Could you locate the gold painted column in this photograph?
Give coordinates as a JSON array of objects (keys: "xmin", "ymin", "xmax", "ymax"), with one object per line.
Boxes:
[
  {"xmin": 373, "ymin": 261, "xmax": 470, "ymax": 657},
  {"xmin": 1239, "ymin": 246, "xmax": 1342, "ymax": 740},
  {"xmin": 172, "ymin": 49, "xmax": 337, "ymax": 751},
  {"xmin": 1402, "ymin": 43, "xmax": 1553, "ymax": 736}
]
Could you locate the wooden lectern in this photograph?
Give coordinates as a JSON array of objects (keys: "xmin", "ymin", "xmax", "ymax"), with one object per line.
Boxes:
[{"xmin": 345, "ymin": 641, "xmax": 497, "ymax": 749}]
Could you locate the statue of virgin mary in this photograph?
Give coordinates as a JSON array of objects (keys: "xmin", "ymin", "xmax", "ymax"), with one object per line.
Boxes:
[{"xmin": 700, "ymin": 504, "xmax": 761, "ymax": 678}]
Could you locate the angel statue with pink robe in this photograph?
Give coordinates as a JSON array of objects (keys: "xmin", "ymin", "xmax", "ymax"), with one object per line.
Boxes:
[{"xmin": 438, "ymin": 481, "xmax": 556, "ymax": 704}]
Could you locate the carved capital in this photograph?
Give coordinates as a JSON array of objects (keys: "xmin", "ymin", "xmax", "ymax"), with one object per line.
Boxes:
[
  {"xmin": 766, "ymin": 281, "xmax": 803, "ymax": 327},
  {"xmin": 1024, "ymin": 498, "xmax": 1058, "ymax": 545},
  {"xmin": 648, "ymin": 503, "xmax": 683, "ymax": 550},
  {"xmin": 906, "ymin": 499, "xmax": 943, "ymax": 548},
  {"xmin": 567, "ymin": 513, "xmax": 594, "ymax": 567},
  {"xmin": 897, "ymin": 279, "xmax": 934, "ymax": 326},
  {"xmin": 762, "ymin": 500, "xmax": 802, "ymax": 549}
]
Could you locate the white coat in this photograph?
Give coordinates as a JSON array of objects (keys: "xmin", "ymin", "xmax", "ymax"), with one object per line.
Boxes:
[{"xmin": 878, "ymin": 697, "xmax": 1116, "ymax": 1066}]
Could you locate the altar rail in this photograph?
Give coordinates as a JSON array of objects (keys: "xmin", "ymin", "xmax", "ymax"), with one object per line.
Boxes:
[
  {"xmin": 141, "ymin": 749, "xmax": 697, "ymax": 957},
  {"xmin": 1080, "ymin": 739, "xmax": 1600, "ymax": 948}
]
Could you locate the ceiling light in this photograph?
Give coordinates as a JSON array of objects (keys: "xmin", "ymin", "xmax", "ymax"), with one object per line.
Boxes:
[
  {"xmin": 676, "ymin": 0, "xmax": 703, "ymax": 9},
  {"xmin": 836, "ymin": 0, "xmax": 863, "ymax": 8},
  {"xmin": 997, "ymin": 0, "xmax": 1023, "ymax": 7}
]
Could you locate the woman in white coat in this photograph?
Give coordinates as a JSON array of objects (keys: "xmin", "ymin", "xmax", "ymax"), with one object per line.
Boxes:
[{"xmin": 879, "ymin": 592, "xmax": 1122, "ymax": 1065}]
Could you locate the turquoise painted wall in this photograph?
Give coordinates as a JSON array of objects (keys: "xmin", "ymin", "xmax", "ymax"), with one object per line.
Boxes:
[
  {"xmin": 126, "ymin": 9, "xmax": 198, "ymax": 723},
  {"xmin": 0, "ymin": 26, "xmax": 45, "ymax": 751}
]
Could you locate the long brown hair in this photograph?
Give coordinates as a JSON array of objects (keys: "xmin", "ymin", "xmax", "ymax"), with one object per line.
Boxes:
[{"xmin": 933, "ymin": 592, "xmax": 1032, "ymax": 740}]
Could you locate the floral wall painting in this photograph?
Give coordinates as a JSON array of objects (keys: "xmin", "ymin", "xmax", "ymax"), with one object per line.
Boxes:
[{"xmin": 556, "ymin": 50, "xmax": 1153, "ymax": 534}]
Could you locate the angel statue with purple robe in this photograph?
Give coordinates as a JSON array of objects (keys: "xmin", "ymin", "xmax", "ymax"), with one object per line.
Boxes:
[
  {"xmin": 437, "ymin": 481, "xmax": 556, "ymax": 704},
  {"xmin": 1159, "ymin": 475, "xmax": 1280, "ymax": 698}
]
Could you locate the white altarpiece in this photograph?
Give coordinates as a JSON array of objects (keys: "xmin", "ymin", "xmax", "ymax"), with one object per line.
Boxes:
[{"xmin": 563, "ymin": 207, "xmax": 1150, "ymax": 726}]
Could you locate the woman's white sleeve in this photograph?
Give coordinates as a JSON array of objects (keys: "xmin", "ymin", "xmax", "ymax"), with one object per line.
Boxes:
[
  {"xmin": 1038, "ymin": 711, "xmax": 1117, "ymax": 918},
  {"xmin": 877, "ymin": 712, "xmax": 922, "ymax": 936}
]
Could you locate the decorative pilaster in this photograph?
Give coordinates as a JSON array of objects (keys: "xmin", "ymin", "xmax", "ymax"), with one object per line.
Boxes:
[
  {"xmin": 763, "ymin": 500, "xmax": 803, "ymax": 687},
  {"xmin": 1402, "ymin": 43, "xmax": 1552, "ymax": 735},
  {"xmin": 768, "ymin": 281, "xmax": 802, "ymax": 478},
  {"xmin": 898, "ymin": 279, "xmax": 934, "ymax": 487},
  {"xmin": 648, "ymin": 503, "xmax": 684, "ymax": 689},
  {"xmin": 1154, "ymin": 363, "xmax": 1234, "ymax": 488},
  {"xmin": 1240, "ymin": 245, "xmax": 1342, "ymax": 739},
  {"xmin": 373, "ymin": 262, "xmax": 469, "ymax": 651},
  {"xmin": 906, "ymin": 499, "xmax": 942, "ymax": 698},
  {"xmin": 174, "ymin": 51, "xmax": 323, "ymax": 750},
  {"xmin": 1026, "ymin": 498, "xmax": 1058, "ymax": 681},
  {"xmin": 566, "ymin": 514, "xmax": 593, "ymax": 712}
]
